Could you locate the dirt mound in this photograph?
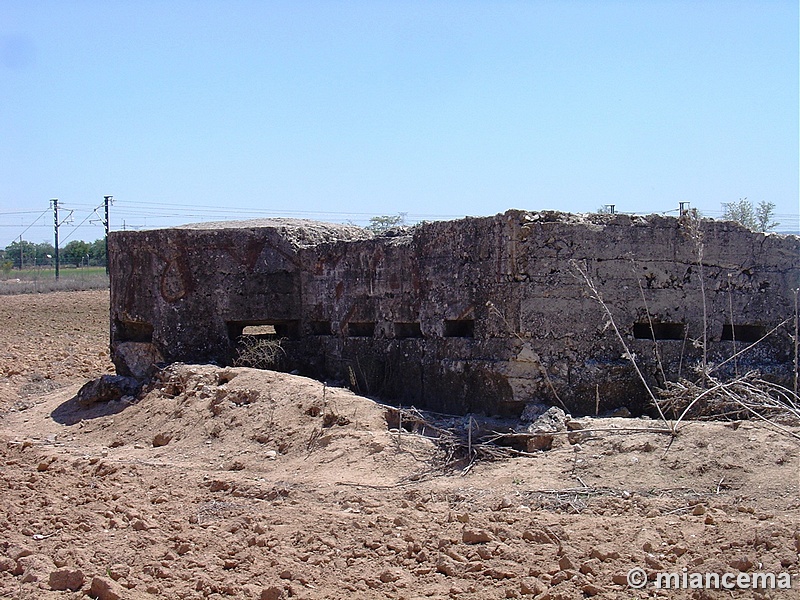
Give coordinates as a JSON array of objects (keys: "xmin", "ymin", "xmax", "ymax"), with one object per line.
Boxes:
[
  {"xmin": 50, "ymin": 363, "xmax": 439, "ymax": 488},
  {"xmin": 0, "ymin": 292, "xmax": 799, "ymax": 599}
]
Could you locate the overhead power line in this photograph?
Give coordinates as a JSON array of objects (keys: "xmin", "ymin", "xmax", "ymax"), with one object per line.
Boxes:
[
  {"xmin": 1, "ymin": 197, "xmax": 798, "ymax": 249},
  {"xmin": 0, "ymin": 210, "xmax": 50, "ymax": 216}
]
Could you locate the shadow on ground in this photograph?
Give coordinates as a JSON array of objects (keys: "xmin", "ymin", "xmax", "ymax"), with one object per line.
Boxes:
[{"xmin": 51, "ymin": 395, "xmax": 132, "ymax": 425}]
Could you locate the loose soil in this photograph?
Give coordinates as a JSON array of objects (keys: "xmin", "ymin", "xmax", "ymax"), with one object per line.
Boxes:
[{"xmin": 0, "ymin": 291, "xmax": 798, "ymax": 599}]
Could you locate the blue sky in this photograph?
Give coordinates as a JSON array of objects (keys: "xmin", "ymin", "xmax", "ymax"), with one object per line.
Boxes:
[{"xmin": 1, "ymin": 0, "xmax": 798, "ymax": 247}]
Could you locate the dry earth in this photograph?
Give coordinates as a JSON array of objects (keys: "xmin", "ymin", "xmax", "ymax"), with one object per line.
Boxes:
[{"xmin": 0, "ymin": 291, "xmax": 798, "ymax": 600}]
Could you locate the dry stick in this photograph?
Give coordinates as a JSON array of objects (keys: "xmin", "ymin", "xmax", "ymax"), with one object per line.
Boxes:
[
  {"xmin": 678, "ymin": 323, "xmax": 689, "ymax": 381},
  {"xmin": 754, "ymin": 379, "xmax": 800, "ymax": 413},
  {"xmin": 672, "ymin": 372, "xmax": 800, "ymax": 437},
  {"xmin": 698, "ymin": 244, "xmax": 708, "ymax": 376},
  {"xmin": 738, "ymin": 379, "xmax": 800, "ymax": 417},
  {"xmin": 571, "ymin": 260, "xmax": 672, "ymax": 432},
  {"xmin": 686, "ymin": 212, "xmax": 709, "ymax": 377},
  {"xmin": 397, "ymin": 410, "xmax": 403, "ymax": 448},
  {"xmin": 727, "ymin": 274, "xmax": 738, "ymax": 377},
  {"xmin": 467, "ymin": 416, "xmax": 472, "ymax": 458},
  {"xmin": 794, "ymin": 289, "xmax": 799, "ymax": 398},
  {"xmin": 632, "ymin": 259, "xmax": 667, "ymax": 384},
  {"xmin": 595, "ymin": 384, "xmax": 600, "ymax": 416},
  {"xmin": 717, "ymin": 386, "xmax": 800, "ymax": 441},
  {"xmin": 491, "ymin": 426, "xmax": 674, "ymax": 437},
  {"xmin": 542, "ymin": 369, "xmax": 569, "ymax": 413}
]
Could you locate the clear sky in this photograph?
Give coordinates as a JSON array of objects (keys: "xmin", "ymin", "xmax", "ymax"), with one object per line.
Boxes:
[{"xmin": 1, "ymin": 0, "xmax": 798, "ymax": 248}]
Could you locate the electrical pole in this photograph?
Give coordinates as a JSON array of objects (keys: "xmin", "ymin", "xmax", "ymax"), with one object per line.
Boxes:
[
  {"xmin": 103, "ymin": 195, "xmax": 112, "ymax": 274},
  {"xmin": 19, "ymin": 235, "xmax": 23, "ymax": 270},
  {"xmin": 52, "ymin": 199, "xmax": 59, "ymax": 280}
]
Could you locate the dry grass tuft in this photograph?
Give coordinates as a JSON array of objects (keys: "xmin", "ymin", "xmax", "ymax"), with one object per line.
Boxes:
[
  {"xmin": 232, "ymin": 337, "xmax": 285, "ymax": 370},
  {"xmin": 660, "ymin": 373, "xmax": 800, "ymax": 436}
]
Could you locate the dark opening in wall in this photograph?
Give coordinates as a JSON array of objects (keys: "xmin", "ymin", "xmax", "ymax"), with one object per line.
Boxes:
[
  {"xmin": 633, "ymin": 322, "xmax": 685, "ymax": 340},
  {"xmin": 227, "ymin": 320, "xmax": 300, "ymax": 340},
  {"xmin": 444, "ymin": 319, "xmax": 474, "ymax": 338},
  {"xmin": 309, "ymin": 321, "xmax": 332, "ymax": 336},
  {"xmin": 116, "ymin": 319, "xmax": 154, "ymax": 343},
  {"xmin": 722, "ymin": 324, "xmax": 766, "ymax": 343},
  {"xmin": 348, "ymin": 322, "xmax": 375, "ymax": 337},
  {"xmin": 395, "ymin": 322, "xmax": 423, "ymax": 339}
]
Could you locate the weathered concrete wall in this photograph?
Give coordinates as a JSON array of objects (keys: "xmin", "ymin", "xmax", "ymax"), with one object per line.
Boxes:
[{"xmin": 109, "ymin": 211, "xmax": 800, "ymax": 417}]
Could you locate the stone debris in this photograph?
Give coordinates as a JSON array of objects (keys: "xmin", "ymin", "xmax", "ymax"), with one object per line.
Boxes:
[
  {"xmin": 113, "ymin": 341, "xmax": 163, "ymax": 379},
  {"xmin": 461, "ymin": 528, "xmax": 494, "ymax": 544},
  {"xmin": 520, "ymin": 402, "xmax": 550, "ymax": 422},
  {"xmin": 74, "ymin": 375, "xmax": 140, "ymax": 407},
  {"xmin": 526, "ymin": 406, "xmax": 568, "ymax": 451},
  {"xmin": 90, "ymin": 575, "xmax": 124, "ymax": 600},
  {"xmin": 152, "ymin": 432, "xmax": 172, "ymax": 447},
  {"xmin": 260, "ymin": 586, "xmax": 285, "ymax": 600},
  {"xmin": 15, "ymin": 553, "xmax": 54, "ymax": 584},
  {"xmin": 48, "ymin": 567, "xmax": 85, "ymax": 591}
]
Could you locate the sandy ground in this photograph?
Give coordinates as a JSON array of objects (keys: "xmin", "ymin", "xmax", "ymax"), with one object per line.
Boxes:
[{"xmin": 0, "ymin": 291, "xmax": 798, "ymax": 600}]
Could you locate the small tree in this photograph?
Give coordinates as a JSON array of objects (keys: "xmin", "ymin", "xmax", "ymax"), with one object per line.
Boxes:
[
  {"xmin": 366, "ymin": 214, "xmax": 404, "ymax": 233},
  {"xmin": 755, "ymin": 201, "xmax": 779, "ymax": 232},
  {"xmin": 722, "ymin": 198, "xmax": 756, "ymax": 230}
]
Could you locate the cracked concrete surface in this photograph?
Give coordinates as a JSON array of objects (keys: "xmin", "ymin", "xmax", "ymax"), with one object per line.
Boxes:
[{"xmin": 109, "ymin": 210, "xmax": 800, "ymax": 417}]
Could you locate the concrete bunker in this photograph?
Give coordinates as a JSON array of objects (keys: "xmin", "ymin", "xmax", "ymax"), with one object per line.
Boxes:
[{"xmin": 108, "ymin": 210, "xmax": 800, "ymax": 417}]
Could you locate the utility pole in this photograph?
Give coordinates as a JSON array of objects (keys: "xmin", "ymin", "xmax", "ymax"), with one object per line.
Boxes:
[
  {"xmin": 52, "ymin": 199, "xmax": 59, "ymax": 280},
  {"xmin": 52, "ymin": 199, "xmax": 74, "ymax": 280},
  {"xmin": 19, "ymin": 235, "xmax": 23, "ymax": 270},
  {"xmin": 103, "ymin": 195, "xmax": 112, "ymax": 274}
]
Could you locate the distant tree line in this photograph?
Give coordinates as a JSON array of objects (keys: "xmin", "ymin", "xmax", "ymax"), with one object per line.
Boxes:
[{"xmin": 0, "ymin": 239, "xmax": 106, "ymax": 271}]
